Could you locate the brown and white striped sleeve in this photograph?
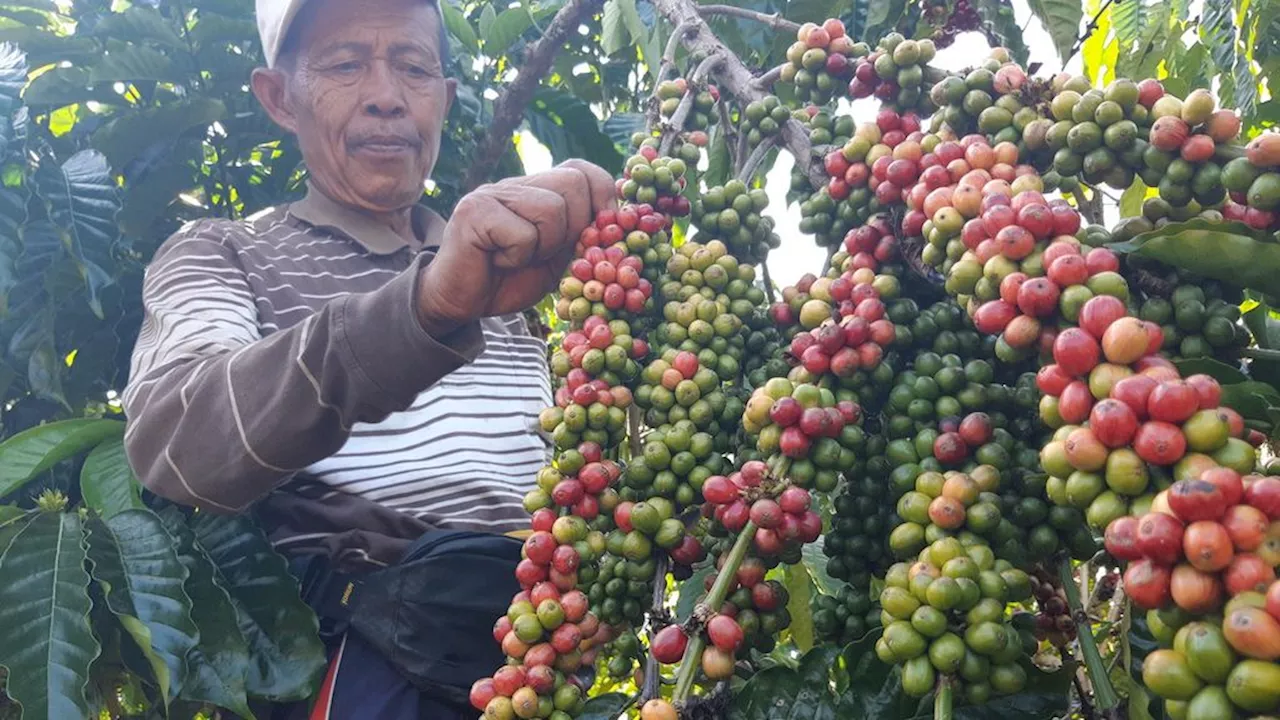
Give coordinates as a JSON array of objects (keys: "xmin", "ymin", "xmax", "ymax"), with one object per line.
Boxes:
[{"xmin": 121, "ymin": 219, "xmax": 485, "ymax": 513}]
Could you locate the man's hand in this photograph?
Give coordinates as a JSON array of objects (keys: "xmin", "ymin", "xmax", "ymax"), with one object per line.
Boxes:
[{"xmin": 416, "ymin": 159, "xmax": 616, "ymax": 337}]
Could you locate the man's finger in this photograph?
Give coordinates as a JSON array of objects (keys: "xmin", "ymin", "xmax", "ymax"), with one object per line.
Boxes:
[
  {"xmin": 555, "ymin": 159, "xmax": 617, "ymax": 215},
  {"xmin": 513, "ymin": 167, "xmax": 592, "ymax": 240},
  {"xmin": 484, "ymin": 184, "xmax": 569, "ymax": 268}
]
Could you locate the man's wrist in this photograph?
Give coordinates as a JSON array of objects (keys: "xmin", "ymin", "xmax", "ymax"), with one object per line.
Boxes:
[{"xmin": 414, "ymin": 266, "xmax": 465, "ymax": 339}]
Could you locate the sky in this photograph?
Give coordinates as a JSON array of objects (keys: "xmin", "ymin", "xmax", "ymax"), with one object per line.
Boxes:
[{"xmin": 517, "ymin": 1, "xmax": 1072, "ymax": 286}]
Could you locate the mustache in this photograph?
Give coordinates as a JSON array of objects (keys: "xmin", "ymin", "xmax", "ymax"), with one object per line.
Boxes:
[{"xmin": 347, "ymin": 130, "xmax": 424, "ymax": 149}]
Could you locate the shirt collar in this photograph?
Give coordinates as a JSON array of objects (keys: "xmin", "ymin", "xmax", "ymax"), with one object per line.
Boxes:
[{"xmin": 286, "ymin": 182, "xmax": 446, "ymax": 255}]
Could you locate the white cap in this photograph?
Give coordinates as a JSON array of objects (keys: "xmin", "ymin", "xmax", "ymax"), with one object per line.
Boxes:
[{"xmin": 256, "ymin": 0, "xmax": 310, "ymax": 68}]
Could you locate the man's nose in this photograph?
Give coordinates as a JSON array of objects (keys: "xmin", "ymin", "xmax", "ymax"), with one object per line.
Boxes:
[{"xmin": 362, "ymin": 61, "xmax": 407, "ymax": 118}]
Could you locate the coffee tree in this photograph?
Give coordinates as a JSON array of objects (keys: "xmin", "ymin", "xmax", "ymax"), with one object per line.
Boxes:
[
  {"xmin": 4, "ymin": 0, "xmax": 1280, "ymax": 718},
  {"xmin": 461, "ymin": 1, "xmax": 1280, "ymax": 720}
]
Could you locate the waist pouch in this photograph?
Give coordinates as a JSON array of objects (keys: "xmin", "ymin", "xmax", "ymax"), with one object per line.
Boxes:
[{"xmin": 301, "ymin": 530, "xmax": 522, "ymax": 707}]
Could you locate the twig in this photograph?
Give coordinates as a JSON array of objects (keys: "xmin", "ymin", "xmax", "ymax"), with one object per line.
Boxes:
[
  {"xmin": 751, "ymin": 64, "xmax": 786, "ymax": 91},
  {"xmin": 934, "ymin": 675, "xmax": 954, "ymax": 720},
  {"xmin": 461, "ymin": 0, "xmax": 603, "ymax": 192},
  {"xmin": 696, "ymin": 4, "xmax": 801, "ymax": 33},
  {"xmin": 649, "ymin": 0, "xmax": 826, "ymax": 190},
  {"xmin": 640, "ymin": 554, "xmax": 671, "ymax": 702},
  {"xmin": 736, "ymin": 138, "xmax": 777, "ymax": 183},
  {"xmin": 1060, "ymin": 557, "xmax": 1121, "ymax": 717},
  {"xmin": 1064, "ymin": 0, "xmax": 1120, "ymax": 66},
  {"xmin": 659, "ymin": 91, "xmax": 697, "ymax": 156},
  {"xmin": 671, "ymin": 520, "xmax": 757, "ymax": 704},
  {"xmin": 761, "ymin": 260, "xmax": 777, "ymax": 303}
]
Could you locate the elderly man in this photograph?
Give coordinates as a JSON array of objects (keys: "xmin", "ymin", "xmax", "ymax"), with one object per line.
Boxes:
[{"xmin": 121, "ymin": 0, "xmax": 613, "ymax": 717}]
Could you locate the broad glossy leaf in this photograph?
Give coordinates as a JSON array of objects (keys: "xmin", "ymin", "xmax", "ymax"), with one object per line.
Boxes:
[
  {"xmin": 0, "ymin": 186, "xmax": 23, "ymax": 305},
  {"xmin": 1171, "ymin": 356, "xmax": 1248, "ymax": 384},
  {"xmin": 731, "ymin": 645, "xmax": 842, "ymax": 720},
  {"xmin": 800, "ymin": 537, "xmax": 837, "ymax": 595},
  {"xmin": 783, "ymin": 563, "xmax": 814, "ymax": 652},
  {"xmin": 0, "ymin": 512, "xmax": 100, "ymax": 720},
  {"xmin": 189, "ymin": 511, "xmax": 326, "ymax": 702},
  {"xmin": 36, "ymin": 150, "xmax": 120, "ymax": 317},
  {"xmin": 1219, "ymin": 381, "xmax": 1280, "ymax": 425},
  {"xmin": 616, "ymin": 0, "xmax": 647, "ymax": 46},
  {"xmin": 1118, "ymin": 177, "xmax": 1147, "ymax": 218},
  {"xmin": 80, "ymin": 436, "xmax": 143, "ymax": 519},
  {"xmin": 703, "ymin": 125, "xmax": 731, "ymax": 190},
  {"xmin": 88, "ymin": 44, "xmax": 176, "ymax": 83},
  {"xmin": 601, "ymin": 112, "xmax": 645, "ymax": 152},
  {"xmin": 835, "ymin": 629, "xmax": 918, "ymax": 719},
  {"xmin": 1026, "ymin": 0, "xmax": 1083, "ymax": 62},
  {"xmin": 1199, "ymin": 0, "xmax": 1236, "ymax": 85},
  {"xmin": 0, "ymin": 418, "xmax": 123, "ymax": 499},
  {"xmin": 526, "ymin": 88, "xmax": 624, "ymax": 173},
  {"xmin": 600, "ymin": 0, "xmax": 629, "ymax": 56},
  {"xmin": 478, "ymin": 4, "xmax": 496, "ymax": 45},
  {"xmin": 85, "ymin": 509, "xmax": 199, "ymax": 703},
  {"xmin": 1111, "ymin": 0, "xmax": 1143, "ymax": 46},
  {"xmin": 21, "ymin": 65, "xmax": 93, "ymax": 107},
  {"xmin": 95, "ymin": 6, "xmax": 184, "ymax": 48},
  {"xmin": 578, "ymin": 692, "xmax": 629, "ymax": 720},
  {"xmin": 484, "ymin": 7, "xmax": 534, "ymax": 56},
  {"xmin": 157, "ymin": 507, "xmax": 254, "ymax": 720},
  {"xmin": 440, "ymin": 0, "xmax": 478, "ymax": 54},
  {"xmin": 1244, "ymin": 303, "xmax": 1280, "ymax": 350},
  {"xmin": 0, "ymin": 41, "xmax": 25, "ymax": 129},
  {"xmin": 0, "ymin": 28, "xmax": 97, "ymax": 68},
  {"xmin": 975, "ymin": 0, "xmax": 1030, "ymax": 65},
  {"xmin": 675, "ymin": 564, "xmax": 712, "ymax": 621},
  {"xmin": 91, "ymin": 97, "xmax": 225, "ymax": 171},
  {"xmin": 861, "ymin": 0, "xmax": 906, "ymax": 44},
  {"xmin": 1109, "ymin": 219, "xmax": 1280, "ymax": 296}
]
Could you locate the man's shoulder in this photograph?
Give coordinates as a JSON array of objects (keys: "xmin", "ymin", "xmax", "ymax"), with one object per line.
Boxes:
[{"xmin": 155, "ymin": 205, "xmax": 299, "ymax": 257}]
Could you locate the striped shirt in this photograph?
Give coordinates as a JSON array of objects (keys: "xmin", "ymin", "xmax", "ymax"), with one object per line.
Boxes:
[{"xmin": 122, "ymin": 184, "xmax": 552, "ymax": 569}]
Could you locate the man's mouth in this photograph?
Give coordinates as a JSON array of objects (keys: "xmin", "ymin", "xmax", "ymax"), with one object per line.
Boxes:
[{"xmin": 351, "ymin": 135, "xmax": 421, "ymax": 155}]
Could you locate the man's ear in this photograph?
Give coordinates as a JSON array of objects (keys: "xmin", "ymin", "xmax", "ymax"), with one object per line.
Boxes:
[
  {"xmin": 444, "ymin": 77, "xmax": 457, "ymax": 118},
  {"xmin": 251, "ymin": 67, "xmax": 299, "ymax": 134}
]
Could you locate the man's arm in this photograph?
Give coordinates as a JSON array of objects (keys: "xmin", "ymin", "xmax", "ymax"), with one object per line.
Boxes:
[{"xmin": 121, "ymin": 221, "xmax": 484, "ymax": 513}]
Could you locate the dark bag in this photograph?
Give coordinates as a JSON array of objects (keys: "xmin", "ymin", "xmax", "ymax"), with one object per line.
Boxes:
[{"xmin": 292, "ymin": 529, "xmax": 522, "ymax": 709}]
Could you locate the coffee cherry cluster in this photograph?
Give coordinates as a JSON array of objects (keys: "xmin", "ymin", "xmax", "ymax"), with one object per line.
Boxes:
[
  {"xmin": 618, "ymin": 147, "xmax": 692, "ymax": 215},
  {"xmin": 824, "ymin": 475, "xmax": 895, "ymax": 582},
  {"xmin": 890, "ymin": 468, "xmax": 1003, "ymax": 559},
  {"xmin": 742, "ymin": 380, "xmax": 862, "ymax": 489},
  {"xmin": 878, "ymin": 537, "xmax": 1033, "ymax": 702},
  {"xmin": 1225, "ymin": 133, "xmax": 1280, "ymax": 230},
  {"xmin": 651, "ymin": 239, "xmax": 762, "ymax": 373},
  {"xmin": 634, "ymin": 351, "xmax": 740, "ymax": 441},
  {"xmin": 848, "ymin": 33, "xmax": 939, "ymax": 113},
  {"xmin": 931, "ymin": 0, "xmax": 983, "ymax": 48},
  {"xmin": 812, "ymin": 578, "xmax": 881, "ymax": 645},
  {"xmin": 472, "ymin": 513, "xmax": 607, "ymax": 720},
  {"xmin": 688, "ymin": 181, "xmax": 781, "ymax": 265},
  {"xmin": 654, "ymin": 78, "xmax": 718, "ymax": 132},
  {"xmin": 936, "ymin": 49, "xmax": 1034, "ymax": 140},
  {"xmin": 779, "ymin": 19, "xmax": 862, "ymax": 106},
  {"xmin": 701, "ymin": 461, "xmax": 823, "ymax": 555},
  {"xmin": 550, "ymin": 316, "xmax": 646, "ymax": 387},
  {"xmin": 740, "ymin": 95, "xmax": 788, "ymax": 149}
]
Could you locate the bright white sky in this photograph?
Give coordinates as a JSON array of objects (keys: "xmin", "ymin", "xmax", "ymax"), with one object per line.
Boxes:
[{"xmin": 518, "ymin": 2, "xmax": 1074, "ymax": 285}]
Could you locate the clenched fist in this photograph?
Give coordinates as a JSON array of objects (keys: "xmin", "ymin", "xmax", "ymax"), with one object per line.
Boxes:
[{"xmin": 416, "ymin": 159, "xmax": 616, "ymax": 336}]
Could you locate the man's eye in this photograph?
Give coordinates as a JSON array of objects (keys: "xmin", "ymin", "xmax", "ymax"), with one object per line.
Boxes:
[
  {"xmin": 402, "ymin": 64, "xmax": 431, "ymax": 78},
  {"xmin": 333, "ymin": 61, "xmax": 361, "ymax": 73}
]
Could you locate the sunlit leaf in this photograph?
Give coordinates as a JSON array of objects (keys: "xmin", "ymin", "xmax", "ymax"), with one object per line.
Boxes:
[
  {"xmin": 95, "ymin": 6, "xmax": 184, "ymax": 48},
  {"xmin": 484, "ymin": 7, "xmax": 534, "ymax": 56},
  {"xmin": 1026, "ymin": 0, "xmax": 1083, "ymax": 63}
]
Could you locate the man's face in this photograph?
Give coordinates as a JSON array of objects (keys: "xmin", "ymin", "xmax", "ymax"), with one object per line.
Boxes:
[{"xmin": 256, "ymin": 0, "xmax": 455, "ymax": 213}]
